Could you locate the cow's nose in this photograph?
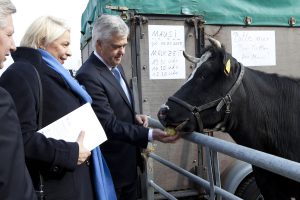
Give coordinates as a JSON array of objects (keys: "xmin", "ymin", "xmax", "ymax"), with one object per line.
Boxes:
[{"xmin": 158, "ymin": 104, "xmax": 169, "ymax": 122}]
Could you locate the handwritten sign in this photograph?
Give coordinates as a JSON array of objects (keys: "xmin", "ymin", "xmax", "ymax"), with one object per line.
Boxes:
[
  {"xmin": 148, "ymin": 25, "xmax": 185, "ymax": 79},
  {"xmin": 231, "ymin": 30, "xmax": 276, "ymax": 66}
]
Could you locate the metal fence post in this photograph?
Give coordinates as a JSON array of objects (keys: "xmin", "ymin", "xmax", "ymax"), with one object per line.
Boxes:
[{"xmin": 141, "ymin": 143, "xmax": 155, "ymax": 200}]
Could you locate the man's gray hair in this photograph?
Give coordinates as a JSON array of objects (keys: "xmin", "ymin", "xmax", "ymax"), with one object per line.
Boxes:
[
  {"xmin": 0, "ymin": 0, "xmax": 16, "ymax": 28},
  {"xmin": 92, "ymin": 14, "xmax": 129, "ymax": 49}
]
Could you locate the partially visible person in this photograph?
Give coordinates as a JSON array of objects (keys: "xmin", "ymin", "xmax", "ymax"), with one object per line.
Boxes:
[
  {"xmin": 0, "ymin": 16, "xmax": 99, "ymax": 200},
  {"xmin": 76, "ymin": 14, "xmax": 179, "ymax": 200},
  {"xmin": 0, "ymin": 0, "xmax": 36, "ymax": 199}
]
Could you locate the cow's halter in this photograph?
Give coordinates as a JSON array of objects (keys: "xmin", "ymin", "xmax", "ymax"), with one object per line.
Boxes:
[{"xmin": 168, "ymin": 63, "xmax": 245, "ymax": 132}]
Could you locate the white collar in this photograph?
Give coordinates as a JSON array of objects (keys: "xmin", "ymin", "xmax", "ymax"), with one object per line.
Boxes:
[{"xmin": 93, "ymin": 51, "xmax": 117, "ymax": 70}]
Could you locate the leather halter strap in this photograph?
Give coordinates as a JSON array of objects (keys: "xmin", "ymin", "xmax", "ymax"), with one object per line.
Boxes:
[{"xmin": 168, "ymin": 63, "xmax": 245, "ymax": 132}]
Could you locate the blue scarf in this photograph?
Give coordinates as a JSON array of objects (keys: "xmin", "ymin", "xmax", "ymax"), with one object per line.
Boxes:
[{"xmin": 39, "ymin": 49, "xmax": 117, "ymax": 200}]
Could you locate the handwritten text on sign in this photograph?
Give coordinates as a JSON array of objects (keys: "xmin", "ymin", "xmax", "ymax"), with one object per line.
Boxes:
[
  {"xmin": 231, "ymin": 30, "xmax": 276, "ymax": 66},
  {"xmin": 148, "ymin": 25, "xmax": 185, "ymax": 79}
]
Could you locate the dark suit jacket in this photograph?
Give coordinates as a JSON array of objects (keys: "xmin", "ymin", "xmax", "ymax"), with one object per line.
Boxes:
[
  {"xmin": 0, "ymin": 87, "xmax": 36, "ymax": 200},
  {"xmin": 0, "ymin": 47, "xmax": 94, "ymax": 200},
  {"xmin": 76, "ymin": 52, "xmax": 149, "ymax": 188}
]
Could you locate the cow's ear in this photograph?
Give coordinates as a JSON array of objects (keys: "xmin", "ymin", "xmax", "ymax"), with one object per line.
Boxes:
[{"xmin": 223, "ymin": 53, "xmax": 231, "ymax": 76}]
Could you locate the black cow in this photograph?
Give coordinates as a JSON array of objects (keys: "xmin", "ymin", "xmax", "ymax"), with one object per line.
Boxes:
[{"xmin": 158, "ymin": 38, "xmax": 300, "ymax": 200}]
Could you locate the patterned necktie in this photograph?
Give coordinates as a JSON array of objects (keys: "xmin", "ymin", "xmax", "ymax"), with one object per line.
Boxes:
[
  {"xmin": 111, "ymin": 67, "xmax": 131, "ymax": 104},
  {"xmin": 111, "ymin": 67, "xmax": 121, "ymax": 83}
]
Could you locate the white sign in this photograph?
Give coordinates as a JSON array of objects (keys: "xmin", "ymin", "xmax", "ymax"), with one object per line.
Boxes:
[
  {"xmin": 39, "ymin": 103, "xmax": 107, "ymax": 151},
  {"xmin": 148, "ymin": 25, "xmax": 185, "ymax": 79},
  {"xmin": 231, "ymin": 30, "xmax": 276, "ymax": 66}
]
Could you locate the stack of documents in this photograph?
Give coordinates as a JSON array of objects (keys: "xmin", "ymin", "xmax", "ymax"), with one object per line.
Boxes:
[{"xmin": 38, "ymin": 103, "xmax": 107, "ymax": 151}]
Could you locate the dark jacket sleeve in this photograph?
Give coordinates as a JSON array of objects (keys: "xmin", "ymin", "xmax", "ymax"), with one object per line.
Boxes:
[
  {"xmin": 76, "ymin": 65, "xmax": 149, "ymax": 148},
  {"xmin": 0, "ymin": 64, "xmax": 78, "ymax": 173},
  {"xmin": 0, "ymin": 87, "xmax": 37, "ymax": 200}
]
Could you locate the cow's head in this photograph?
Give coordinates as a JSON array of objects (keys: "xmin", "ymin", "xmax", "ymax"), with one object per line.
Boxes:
[{"xmin": 158, "ymin": 38, "xmax": 244, "ymax": 133}]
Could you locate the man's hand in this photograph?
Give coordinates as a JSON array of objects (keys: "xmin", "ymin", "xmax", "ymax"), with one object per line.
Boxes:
[
  {"xmin": 152, "ymin": 128, "xmax": 180, "ymax": 143},
  {"xmin": 135, "ymin": 114, "xmax": 148, "ymax": 127},
  {"xmin": 76, "ymin": 131, "xmax": 91, "ymax": 165}
]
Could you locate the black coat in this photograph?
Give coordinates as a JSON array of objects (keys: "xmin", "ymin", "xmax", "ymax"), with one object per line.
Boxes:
[
  {"xmin": 0, "ymin": 47, "xmax": 95, "ymax": 200},
  {"xmin": 0, "ymin": 87, "xmax": 36, "ymax": 200},
  {"xmin": 76, "ymin": 52, "xmax": 149, "ymax": 188}
]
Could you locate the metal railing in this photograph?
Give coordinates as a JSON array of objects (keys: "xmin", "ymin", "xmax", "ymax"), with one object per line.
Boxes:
[{"xmin": 145, "ymin": 117, "xmax": 300, "ymax": 200}]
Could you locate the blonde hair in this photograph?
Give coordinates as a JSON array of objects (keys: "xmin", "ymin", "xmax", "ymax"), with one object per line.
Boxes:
[
  {"xmin": 20, "ymin": 16, "xmax": 70, "ymax": 49},
  {"xmin": 0, "ymin": 0, "xmax": 16, "ymax": 28}
]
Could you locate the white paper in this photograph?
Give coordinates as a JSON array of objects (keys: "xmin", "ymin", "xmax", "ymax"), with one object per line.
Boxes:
[
  {"xmin": 148, "ymin": 25, "xmax": 185, "ymax": 79},
  {"xmin": 38, "ymin": 103, "xmax": 107, "ymax": 151},
  {"xmin": 231, "ymin": 30, "xmax": 276, "ymax": 66}
]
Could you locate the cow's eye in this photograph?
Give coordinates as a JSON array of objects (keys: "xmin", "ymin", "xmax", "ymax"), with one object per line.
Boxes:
[{"xmin": 199, "ymin": 70, "xmax": 209, "ymax": 80}]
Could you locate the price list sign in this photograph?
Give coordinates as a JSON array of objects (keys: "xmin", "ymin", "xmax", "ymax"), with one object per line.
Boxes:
[{"xmin": 148, "ymin": 25, "xmax": 185, "ymax": 79}]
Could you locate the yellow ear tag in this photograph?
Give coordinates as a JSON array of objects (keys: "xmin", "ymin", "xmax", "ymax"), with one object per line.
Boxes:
[{"xmin": 224, "ymin": 59, "xmax": 231, "ymax": 75}]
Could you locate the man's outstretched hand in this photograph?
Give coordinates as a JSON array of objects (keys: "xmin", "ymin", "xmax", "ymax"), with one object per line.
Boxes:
[{"xmin": 152, "ymin": 128, "xmax": 180, "ymax": 143}]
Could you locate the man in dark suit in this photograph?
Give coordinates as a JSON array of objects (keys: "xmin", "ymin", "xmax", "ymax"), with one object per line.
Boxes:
[
  {"xmin": 76, "ymin": 14, "xmax": 179, "ymax": 200},
  {"xmin": 0, "ymin": 0, "xmax": 36, "ymax": 199}
]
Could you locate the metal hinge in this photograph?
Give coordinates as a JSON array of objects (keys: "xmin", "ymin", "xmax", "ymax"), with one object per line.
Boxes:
[
  {"xmin": 131, "ymin": 15, "xmax": 148, "ymax": 39},
  {"xmin": 105, "ymin": 5, "xmax": 129, "ymax": 20},
  {"xmin": 186, "ymin": 16, "xmax": 205, "ymax": 39},
  {"xmin": 105, "ymin": 5, "xmax": 128, "ymax": 11}
]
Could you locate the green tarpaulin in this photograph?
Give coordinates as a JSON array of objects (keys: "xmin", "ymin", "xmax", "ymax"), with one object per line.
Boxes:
[{"xmin": 81, "ymin": 0, "xmax": 300, "ymax": 45}]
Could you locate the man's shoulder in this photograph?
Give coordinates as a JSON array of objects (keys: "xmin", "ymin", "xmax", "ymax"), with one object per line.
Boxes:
[
  {"xmin": 0, "ymin": 87, "xmax": 11, "ymax": 99},
  {"xmin": 78, "ymin": 53, "xmax": 106, "ymax": 75},
  {"xmin": 78, "ymin": 53, "xmax": 98, "ymax": 69},
  {"xmin": 76, "ymin": 63, "xmax": 100, "ymax": 84},
  {"xmin": 77, "ymin": 61, "xmax": 96, "ymax": 76},
  {"xmin": 0, "ymin": 87, "xmax": 15, "ymax": 111}
]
